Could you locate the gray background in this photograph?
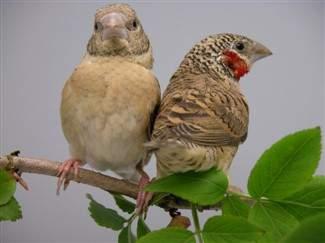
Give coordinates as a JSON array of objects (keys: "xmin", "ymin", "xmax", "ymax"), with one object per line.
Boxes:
[{"xmin": 0, "ymin": 1, "xmax": 324, "ymax": 242}]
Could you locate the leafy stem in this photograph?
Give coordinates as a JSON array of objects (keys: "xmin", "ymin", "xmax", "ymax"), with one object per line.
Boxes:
[
  {"xmin": 127, "ymin": 213, "xmax": 137, "ymax": 224},
  {"xmin": 191, "ymin": 204, "xmax": 204, "ymax": 243},
  {"xmin": 127, "ymin": 222, "xmax": 133, "ymax": 243}
]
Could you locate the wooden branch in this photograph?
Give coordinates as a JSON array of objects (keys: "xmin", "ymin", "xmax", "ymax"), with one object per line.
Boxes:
[
  {"xmin": 0, "ymin": 155, "xmax": 139, "ymax": 198},
  {"xmin": 0, "ymin": 155, "xmax": 252, "ymax": 210}
]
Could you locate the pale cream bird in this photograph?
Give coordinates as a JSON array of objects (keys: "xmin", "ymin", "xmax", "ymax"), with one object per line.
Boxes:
[
  {"xmin": 58, "ymin": 4, "xmax": 160, "ymax": 208},
  {"xmin": 147, "ymin": 33, "xmax": 271, "ymax": 178}
]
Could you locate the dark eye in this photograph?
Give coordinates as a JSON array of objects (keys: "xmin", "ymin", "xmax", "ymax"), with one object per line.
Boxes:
[
  {"xmin": 235, "ymin": 41, "xmax": 245, "ymax": 51},
  {"xmin": 127, "ymin": 20, "xmax": 138, "ymax": 31},
  {"xmin": 132, "ymin": 20, "xmax": 137, "ymax": 29},
  {"xmin": 94, "ymin": 22, "xmax": 102, "ymax": 31}
]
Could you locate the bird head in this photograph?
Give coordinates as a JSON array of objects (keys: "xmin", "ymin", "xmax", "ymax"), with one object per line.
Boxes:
[
  {"xmin": 182, "ymin": 33, "xmax": 272, "ymax": 81},
  {"xmin": 87, "ymin": 4, "xmax": 152, "ymax": 62}
]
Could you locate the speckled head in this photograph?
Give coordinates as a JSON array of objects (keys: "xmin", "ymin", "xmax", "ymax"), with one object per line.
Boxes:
[
  {"xmin": 181, "ymin": 33, "xmax": 272, "ymax": 80},
  {"xmin": 87, "ymin": 3, "xmax": 151, "ymax": 58}
]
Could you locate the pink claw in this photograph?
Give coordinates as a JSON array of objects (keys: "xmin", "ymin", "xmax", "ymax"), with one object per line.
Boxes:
[
  {"xmin": 136, "ymin": 170, "xmax": 153, "ymax": 215},
  {"xmin": 56, "ymin": 159, "xmax": 81, "ymax": 195}
]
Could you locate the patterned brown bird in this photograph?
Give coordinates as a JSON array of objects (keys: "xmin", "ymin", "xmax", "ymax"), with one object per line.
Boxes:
[
  {"xmin": 58, "ymin": 3, "xmax": 160, "ymax": 207},
  {"xmin": 147, "ymin": 33, "xmax": 271, "ymax": 178}
]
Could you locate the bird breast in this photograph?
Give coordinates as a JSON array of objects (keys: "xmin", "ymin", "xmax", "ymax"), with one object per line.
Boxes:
[{"xmin": 61, "ymin": 57, "xmax": 160, "ymax": 172}]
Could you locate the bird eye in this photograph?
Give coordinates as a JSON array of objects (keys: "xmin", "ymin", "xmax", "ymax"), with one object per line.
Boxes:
[
  {"xmin": 127, "ymin": 20, "xmax": 138, "ymax": 31},
  {"xmin": 235, "ymin": 41, "xmax": 245, "ymax": 51},
  {"xmin": 132, "ymin": 20, "xmax": 137, "ymax": 29},
  {"xmin": 94, "ymin": 22, "xmax": 102, "ymax": 31}
]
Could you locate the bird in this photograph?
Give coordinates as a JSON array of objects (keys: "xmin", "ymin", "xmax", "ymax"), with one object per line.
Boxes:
[
  {"xmin": 146, "ymin": 33, "xmax": 271, "ymax": 178},
  {"xmin": 58, "ymin": 3, "xmax": 160, "ymax": 208}
]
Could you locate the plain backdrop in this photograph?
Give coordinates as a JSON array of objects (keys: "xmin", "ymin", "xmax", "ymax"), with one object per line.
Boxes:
[{"xmin": 0, "ymin": 1, "xmax": 324, "ymax": 242}]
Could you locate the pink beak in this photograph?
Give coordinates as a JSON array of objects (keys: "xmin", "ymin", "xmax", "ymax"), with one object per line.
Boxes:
[{"xmin": 100, "ymin": 12, "xmax": 128, "ymax": 40}]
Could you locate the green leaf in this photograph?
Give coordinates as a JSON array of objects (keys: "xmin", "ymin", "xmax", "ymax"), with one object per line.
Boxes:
[
  {"xmin": 87, "ymin": 194, "xmax": 126, "ymax": 230},
  {"xmin": 0, "ymin": 197, "xmax": 22, "ymax": 221},
  {"xmin": 222, "ymin": 195, "xmax": 250, "ymax": 218},
  {"xmin": 282, "ymin": 213, "xmax": 325, "ymax": 243},
  {"xmin": 202, "ymin": 215, "xmax": 264, "ymax": 242},
  {"xmin": 112, "ymin": 193, "xmax": 136, "ymax": 214},
  {"xmin": 137, "ymin": 217, "xmax": 150, "ymax": 239},
  {"xmin": 279, "ymin": 203, "xmax": 320, "ymax": 222},
  {"xmin": 248, "ymin": 201, "xmax": 298, "ymax": 242},
  {"xmin": 136, "ymin": 228, "xmax": 195, "ymax": 243},
  {"xmin": 150, "ymin": 192, "xmax": 170, "ymax": 206},
  {"xmin": 279, "ymin": 175, "xmax": 325, "ymax": 221},
  {"xmin": 146, "ymin": 169, "xmax": 228, "ymax": 205},
  {"xmin": 248, "ymin": 127, "xmax": 321, "ymax": 199},
  {"xmin": 0, "ymin": 169, "xmax": 16, "ymax": 205},
  {"xmin": 286, "ymin": 175, "xmax": 325, "ymax": 207},
  {"xmin": 119, "ymin": 224, "xmax": 136, "ymax": 243}
]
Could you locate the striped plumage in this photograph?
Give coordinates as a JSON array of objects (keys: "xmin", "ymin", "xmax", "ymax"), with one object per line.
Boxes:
[{"xmin": 148, "ymin": 33, "xmax": 271, "ymax": 177}]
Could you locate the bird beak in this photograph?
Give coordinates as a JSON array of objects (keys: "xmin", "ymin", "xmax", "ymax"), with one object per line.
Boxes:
[
  {"xmin": 250, "ymin": 41, "xmax": 272, "ymax": 63},
  {"xmin": 100, "ymin": 12, "xmax": 128, "ymax": 40}
]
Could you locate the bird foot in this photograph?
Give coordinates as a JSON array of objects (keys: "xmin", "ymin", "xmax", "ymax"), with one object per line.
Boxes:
[
  {"xmin": 56, "ymin": 159, "xmax": 80, "ymax": 195},
  {"xmin": 135, "ymin": 172, "xmax": 153, "ymax": 215},
  {"xmin": 5, "ymin": 151, "xmax": 29, "ymax": 191}
]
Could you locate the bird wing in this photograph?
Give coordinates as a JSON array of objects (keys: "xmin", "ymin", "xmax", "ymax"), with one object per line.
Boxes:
[{"xmin": 152, "ymin": 74, "xmax": 249, "ymax": 147}]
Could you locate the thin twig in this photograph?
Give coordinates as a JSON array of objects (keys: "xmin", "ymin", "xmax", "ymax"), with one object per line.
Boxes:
[
  {"xmin": 0, "ymin": 155, "xmax": 138, "ymax": 198},
  {"xmin": 192, "ymin": 204, "xmax": 204, "ymax": 243},
  {"xmin": 0, "ymin": 155, "xmax": 253, "ymax": 210}
]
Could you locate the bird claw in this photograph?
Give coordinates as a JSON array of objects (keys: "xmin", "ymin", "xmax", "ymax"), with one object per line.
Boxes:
[
  {"xmin": 56, "ymin": 159, "xmax": 80, "ymax": 195},
  {"xmin": 135, "ymin": 171, "xmax": 153, "ymax": 216}
]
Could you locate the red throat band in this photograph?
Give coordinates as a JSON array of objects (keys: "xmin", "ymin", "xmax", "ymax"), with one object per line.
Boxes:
[{"xmin": 222, "ymin": 50, "xmax": 249, "ymax": 80}]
